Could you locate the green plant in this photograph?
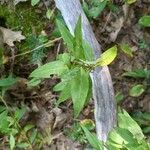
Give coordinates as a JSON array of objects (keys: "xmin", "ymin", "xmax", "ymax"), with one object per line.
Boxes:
[
  {"xmin": 29, "ymin": 16, "xmax": 118, "ymax": 117},
  {"xmin": 139, "ymin": 15, "xmax": 150, "ymax": 27},
  {"xmin": 31, "ymin": 0, "xmax": 40, "ymax": 6},
  {"xmin": 65, "ymin": 119, "xmax": 95, "ymax": 144},
  {"xmin": 123, "ymin": 69, "xmax": 150, "ymax": 97},
  {"xmin": 81, "ymin": 109, "xmax": 150, "ymax": 150},
  {"xmin": 82, "ymin": 0, "xmax": 118, "ymax": 19},
  {"xmin": 133, "ymin": 111, "xmax": 150, "ymax": 135},
  {"xmin": 0, "ymin": 76, "xmax": 45, "ymax": 149}
]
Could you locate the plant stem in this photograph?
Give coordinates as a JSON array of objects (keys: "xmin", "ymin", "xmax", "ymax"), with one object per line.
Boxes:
[{"xmin": 9, "ymin": 37, "xmax": 62, "ymax": 59}]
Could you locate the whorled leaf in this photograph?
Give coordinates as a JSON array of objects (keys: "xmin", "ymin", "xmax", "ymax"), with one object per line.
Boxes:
[
  {"xmin": 30, "ymin": 61, "xmax": 68, "ymax": 78},
  {"xmin": 96, "ymin": 45, "xmax": 117, "ymax": 66},
  {"xmin": 71, "ymin": 67, "xmax": 89, "ymax": 117}
]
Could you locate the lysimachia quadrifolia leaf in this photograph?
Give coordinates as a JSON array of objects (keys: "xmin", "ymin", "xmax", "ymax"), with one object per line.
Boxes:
[
  {"xmin": 29, "ymin": 60, "xmax": 68, "ymax": 78},
  {"xmin": 53, "ymin": 67, "xmax": 80, "ymax": 105},
  {"xmin": 71, "ymin": 67, "xmax": 89, "ymax": 117},
  {"xmin": 56, "ymin": 20, "xmax": 74, "ymax": 51},
  {"xmin": 82, "ymin": 40, "xmax": 94, "ymax": 61},
  {"xmin": 74, "ymin": 16, "xmax": 85, "ymax": 60},
  {"xmin": 95, "ymin": 45, "xmax": 117, "ymax": 66}
]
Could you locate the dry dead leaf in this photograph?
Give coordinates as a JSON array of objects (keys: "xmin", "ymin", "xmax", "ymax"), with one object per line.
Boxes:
[
  {"xmin": 109, "ymin": 17, "xmax": 124, "ymax": 42},
  {"xmin": 0, "ymin": 27, "xmax": 25, "ymax": 46},
  {"xmin": 52, "ymin": 108, "xmax": 67, "ymax": 129}
]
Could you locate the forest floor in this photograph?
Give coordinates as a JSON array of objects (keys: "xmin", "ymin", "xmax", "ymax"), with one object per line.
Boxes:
[{"xmin": 0, "ymin": 0, "xmax": 149, "ymax": 149}]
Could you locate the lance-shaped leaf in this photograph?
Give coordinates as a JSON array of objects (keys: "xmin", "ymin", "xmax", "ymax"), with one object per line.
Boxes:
[
  {"xmin": 71, "ymin": 67, "xmax": 89, "ymax": 117},
  {"xmin": 74, "ymin": 16, "xmax": 85, "ymax": 59},
  {"xmin": 95, "ymin": 45, "xmax": 117, "ymax": 66},
  {"xmin": 81, "ymin": 124, "xmax": 103, "ymax": 150},
  {"xmin": 30, "ymin": 61, "xmax": 68, "ymax": 78},
  {"xmin": 57, "ymin": 20, "xmax": 74, "ymax": 51}
]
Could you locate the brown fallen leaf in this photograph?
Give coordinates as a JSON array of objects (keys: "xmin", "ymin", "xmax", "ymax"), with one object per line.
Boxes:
[
  {"xmin": 52, "ymin": 108, "xmax": 67, "ymax": 129},
  {"xmin": 0, "ymin": 27, "xmax": 25, "ymax": 46}
]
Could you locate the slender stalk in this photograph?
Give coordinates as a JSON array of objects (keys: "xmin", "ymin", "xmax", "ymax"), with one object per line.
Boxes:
[{"xmin": 9, "ymin": 37, "xmax": 61, "ymax": 59}]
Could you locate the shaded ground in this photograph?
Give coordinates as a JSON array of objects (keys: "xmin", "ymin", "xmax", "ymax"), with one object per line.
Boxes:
[{"xmin": 0, "ymin": 0, "xmax": 149, "ymax": 149}]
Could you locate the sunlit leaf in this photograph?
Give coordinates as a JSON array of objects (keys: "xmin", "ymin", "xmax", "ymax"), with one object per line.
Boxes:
[{"xmin": 96, "ymin": 45, "xmax": 117, "ymax": 66}]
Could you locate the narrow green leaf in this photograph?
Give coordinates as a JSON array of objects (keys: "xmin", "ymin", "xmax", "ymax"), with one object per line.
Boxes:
[
  {"xmin": 30, "ymin": 61, "xmax": 68, "ymax": 78},
  {"xmin": 10, "ymin": 134, "xmax": 15, "ymax": 150},
  {"xmin": 129, "ymin": 84, "xmax": 145, "ymax": 97},
  {"xmin": 74, "ymin": 16, "xmax": 85, "ymax": 59},
  {"xmin": 83, "ymin": 41, "xmax": 94, "ymax": 61},
  {"xmin": 122, "ymin": 69, "xmax": 147, "ymax": 78},
  {"xmin": 75, "ymin": 16, "xmax": 82, "ymax": 47},
  {"xmin": 81, "ymin": 125, "xmax": 103, "ymax": 150},
  {"xmin": 56, "ymin": 20, "xmax": 74, "ymax": 51},
  {"xmin": 71, "ymin": 68, "xmax": 89, "ymax": 117},
  {"xmin": 96, "ymin": 46, "xmax": 117, "ymax": 66},
  {"xmin": 139, "ymin": 15, "xmax": 150, "ymax": 27},
  {"xmin": 31, "ymin": 0, "xmax": 40, "ymax": 6}
]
